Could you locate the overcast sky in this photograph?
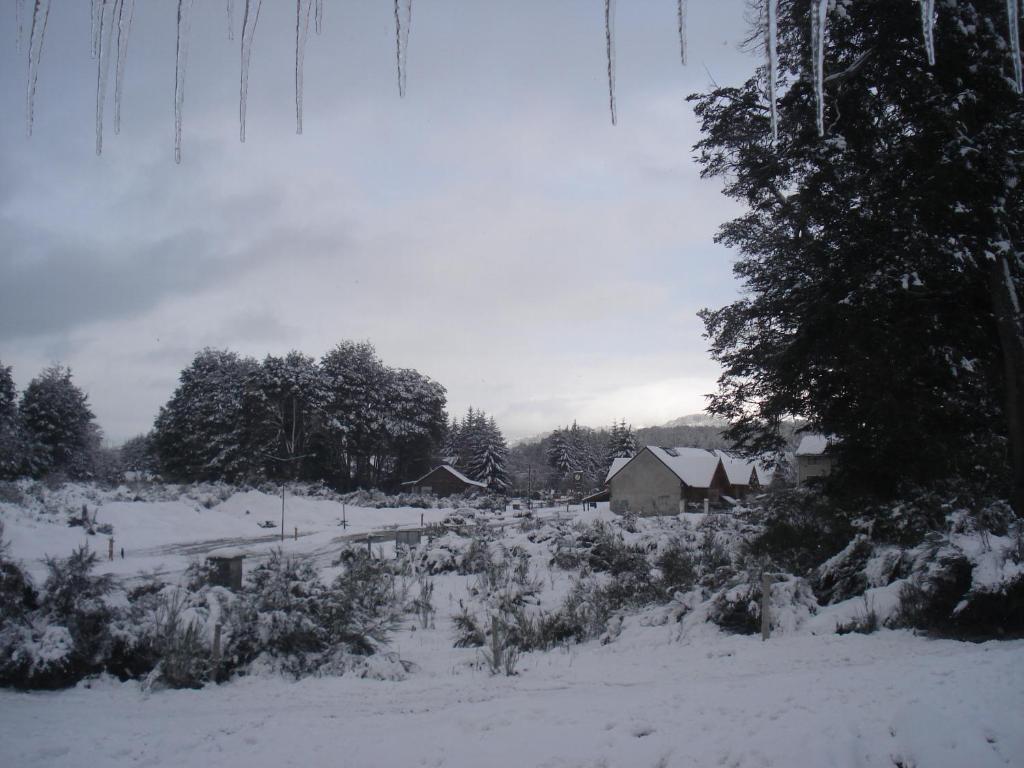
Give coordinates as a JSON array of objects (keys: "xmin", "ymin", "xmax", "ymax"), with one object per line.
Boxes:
[{"xmin": 0, "ymin": 1, "xmax": 756, "ymax": 443}]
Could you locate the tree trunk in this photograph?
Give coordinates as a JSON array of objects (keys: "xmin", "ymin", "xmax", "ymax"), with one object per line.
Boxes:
[{"xmin": 990, "ymin": 251, "xmax": 1024, "ymax": 514}]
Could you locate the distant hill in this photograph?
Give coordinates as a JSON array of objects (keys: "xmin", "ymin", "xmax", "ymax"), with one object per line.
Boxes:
[{"xmin": 660, "ymin": 414, "xmax": 729, "ymax": 429}]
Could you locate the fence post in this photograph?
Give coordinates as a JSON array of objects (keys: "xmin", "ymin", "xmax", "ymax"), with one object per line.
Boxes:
[
  {"xmin": 491, "ymin": 615, "xmax": 501, "ymax": 674},
  {"xmin": 212, "ymin": 623, "xmax": 222, "ymax": 676},
  {"xmin": 108, "ymin": 538, "xmax": 114, "ymax": 561},
  {"xmin": 761, "ymin": 571, "xmax": 771, "ymax": 641}
]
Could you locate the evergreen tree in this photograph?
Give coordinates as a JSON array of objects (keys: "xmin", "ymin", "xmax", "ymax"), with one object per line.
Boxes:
[
  {"xmin": 691, "ymin": 0, "xmax": 1023, "ymax": 503},
  {"xmin": 318, "ymin": 341, "xmax": 391, "ymax": 488},
  {"xmin": 546, "ymin": 426, "xmax": 576, "ymax": 475},
  {"xmin": 19, "ymin": 366, "xmax": 100, "ymax": 479},
  {"xmin": 604, "ymin": 419, "xmax": 638, "ymax": 474},
  {"xmin": 242, "ymin": 351, "xmax": 327, "ymax": 480},
  {"xmin": 0, "ymin": 363, "xmax": 26, "ymax": 480},
  {"xmin": 152, "ymin": 349, "xmax": 258, "ymax": 482},
  {"xmin": 382, "ymin": 367, "xmax": 447, "ymax": 485},
  {"xmin": 120, "ymin": 433, "xmax": 158, "ymax": 475},
  {"xmin": 465, "ymin": 415, "xmax": 509, "ymax": 491}
]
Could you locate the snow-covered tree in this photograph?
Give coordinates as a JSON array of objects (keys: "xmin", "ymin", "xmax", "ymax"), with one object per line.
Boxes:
[
  {"xmin": 465, "ymin": 415, "xmax": 509, "ymax": 491},
  {"xmin": 153, "ymin": 349, "xmax": 259, "ymax": 482},
  {"xmin": 604, "ymin": 419, "xmax": 638, "ymax": 473},
  {"xmin": 19, "ymin": 366, "xmax": 100, "ymax": 479},
  {"xmin": 381, "ymin": 367, "xmax": 447, "ymax": 485},
  {"xmin": 242, "ymin": 351, "xmax": 327, "ymax": 480},
  {"xmin": 318, "ymin": 341, "xmax": 391, "ymax": 489},
  {"xmin": 446, "ymin": 407, "xmax": 509, "ymax": 491},
  {"xmin": 0, "ymin": 362, "xmax": 27, "ymax": 480},
  {"xmin": 693, "ymin": 0, "xmax": 1024, "ymax": 504},
  {"xmin": 546, "ymin": 427, "xmax": 577, "ymax": 475}
]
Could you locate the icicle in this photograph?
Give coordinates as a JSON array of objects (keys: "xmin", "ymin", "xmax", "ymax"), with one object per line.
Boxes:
[
  {"xmin": 606, "ymin": 0, "xmax": 617, "ymax": 125},
  {"xmin": 811, "ymin": 0, "xmax": 829, "ymax": 136},
  {"xmin": 174, "ymin": 0, "xmax": 195, "ymax": 164},
  {"xmin": 767, "ymin": 0, "xmax": 778, "ymax": 143},
  {"xmin": 296, "ymin": 0, "xmax": 314, "ymax": 135},
  {"xmin": 95, "ymin": 0, "xmax": 118, "ymax": 156},
  {"xmin": 15, "ymin": 0, "xmax": 25, "ymax": 52},
  {"xmin": 91, "ymin": 0, "xmax": 102, "ymax": 58},
  {"xmin": 315, "ymin": 0, "xmax": 324, "ymax": 35},
  {"xmin": 227, "ymin": 0, "xmax": 235, "ymax": 41},
  {"xmin": 677, "ymin": 0, "xmax": 687, "ymax": 66},
  {"xmin": 1010, "ymin": 0, "xmax": 1022, "ymax": 94},
  {"xmin": 25, "ymin": 0, "xmax": 51, "ymax": 137},
  {"xmin": 239, "ymin": 0, "xmax": 263, "ymax": 143},
  {"xmin": 394, "ymin": 0, "xmax": 412, "ymax": 97},
  {"xmin": 114, "ymin": 0, "xmax": 135, "ymax": 135},
  {"xmin": 919, "ymin": 0, "xmax": 936, "ymax": 66}
]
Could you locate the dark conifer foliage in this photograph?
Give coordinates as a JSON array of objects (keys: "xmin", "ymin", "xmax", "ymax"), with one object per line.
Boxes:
[
  {"xmin": 691, "ymin": 0, "xmax": 1023, "ymax": 503},
  {"xmin": 19, "ymin": 366, "xmax": 101, "ymax": 479},
  {"xmin": 151, "ymin": 342, "xmax": 447, "ymax": 490}
]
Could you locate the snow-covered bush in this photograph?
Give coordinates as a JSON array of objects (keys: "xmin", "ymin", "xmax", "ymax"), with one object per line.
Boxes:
[
  {"xmin": 743, "ymin": 490, "xmax": 855, "ymax": 575},
  {"xmin": 0, "ymin": 545, "xmax": 121, "ymax": 689},
  {"xmin": 228, "ymin": 550, "xmax": 330, "ymax": 677}
]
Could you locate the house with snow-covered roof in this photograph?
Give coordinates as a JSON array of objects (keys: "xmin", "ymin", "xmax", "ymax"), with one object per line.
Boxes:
[
  {"xmin": 712, "ymin": 450, "xmax": 762, "ymax": 499},
  {"xmin": 795, "ymin": 433, "xmax": 837, "ymax": 486},
  {"xmin": 607, "ymin": 446, "xmax": 730, "ymax": 515},
  {"xmin": 401, "ymin": 464, "xmax": 488, "ymax": 497}
]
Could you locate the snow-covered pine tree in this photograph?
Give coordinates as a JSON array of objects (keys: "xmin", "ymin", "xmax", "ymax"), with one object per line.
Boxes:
[
  {"xmin": 18, "ymin": 365, "xmax": 100, "ymax": 479},
  {"xmin": 546, "ymin": 426, "xmax": 576, "ymax": 475},
  {"xmin": 241, "ymin": 351, "xmax": 327, "ymax": 480},
  {"xmin": 468, "ymin": 416, "xmax": 509, "ymax": 492},
  {"xmin": 603, "ymin": 418, "xmax": 637, "ymax": 476},
  {"xmin": 381, "ymin": 367, "xmax": 447, "ymax": 486},
  {"xmin": 152, "ymin": 348, "xmax": 258, "ymax": 482},
  {"xmin": 318, "ymin": 341, "xmax": 391, "ymax": 489},
  {"xmin": 692, "ymin": 0, "xmax": 1024, "ymax": 506},
  {"xmin": 0, "ymin": 362, "xmax": 26, "ymax": 480}
]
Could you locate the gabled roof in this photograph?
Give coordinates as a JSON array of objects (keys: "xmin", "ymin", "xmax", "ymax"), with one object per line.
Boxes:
[
  {"xmin": 645, "ymin": 446, "xmax": 723, "ymax": 489},
  {"xmin": 713, "ymin": 450, "xmax": 759, "ymax": 486},
  {"xmin": 795, "ymin": 434, "xmax": 837, "ymax": 457},
  {"xmin": 409, "ymin": 464, "xmax": 487, "ymax": 489},
  {"xmin": 605, "ymin": 456, "xmax": 631, "ymax": 483}
]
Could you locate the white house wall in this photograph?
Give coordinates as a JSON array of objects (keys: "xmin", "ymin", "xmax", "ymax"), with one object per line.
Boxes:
[{"xmin": 609, "ymin": 450, "xmax": 682, "ymax": 516}]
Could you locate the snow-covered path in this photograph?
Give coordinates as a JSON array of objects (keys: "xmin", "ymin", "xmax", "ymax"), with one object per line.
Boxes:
[{"xmin": 2, "ymin": 630, "xmax": 1021, "ymax": 768}]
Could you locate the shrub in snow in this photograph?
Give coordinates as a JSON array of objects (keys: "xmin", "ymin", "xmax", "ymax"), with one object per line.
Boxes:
[
  {"xmin": 325, "ymin": 551, "xmax": 404, "ymax": 655},
  {"xmin": 0, "ymin": 545, "xmax": 121, "ymax": 689},
  {"xmin": 835, "ymin": 596, "xmax": 880, "ymax": 635},
  {"xmin": 814, "ymin": 535, "xmax": 874, "ymax": 605},
  {"xmin": 229, "ymin": 550, "xmax": 330, "ymax": 677},
  {"xmin": 743, "ymin": 490, "xmax": 855, "ymax": 575},
  {"xmin": 700, "ymin": 572, "xmax": 818, "ymax": 636},
  {"xmin": 146, "ymin": 589, "xmax": 211, "ymax": 689}
]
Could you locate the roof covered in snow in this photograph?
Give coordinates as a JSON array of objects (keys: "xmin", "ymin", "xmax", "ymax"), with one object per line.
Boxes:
[
  {"xmin": 713, "ymin": 450, "xmax": 759, "ymax": 486},
  {"xmin": 605, "ymin": 457, "xmax": 631, "ymax": 484},
  {"xmin": 795, "ymin": 434, "xmax": 837, "ymax": 457},
  {"xmin": 645, "ymin": 446, "xmax": 723, "ymax": 489}
]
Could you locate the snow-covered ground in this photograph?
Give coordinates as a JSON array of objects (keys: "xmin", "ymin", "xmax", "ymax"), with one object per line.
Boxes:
[
  {"xmin": 1, "ymin": 628, "xmax": 1020, "ymax": 768},
  {"xmin": 1, "ymin": 484, "xmax": 1022, "ymax": 768}
]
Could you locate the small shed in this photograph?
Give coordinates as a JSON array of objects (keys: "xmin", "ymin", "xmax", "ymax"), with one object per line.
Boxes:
[
  {"xmin": 206, "ymin": 549, "xmax": 246, "ymax": 591},
  {"xmin": 401, "ymin": 464, "xmax": 488, "ymax": 497}
]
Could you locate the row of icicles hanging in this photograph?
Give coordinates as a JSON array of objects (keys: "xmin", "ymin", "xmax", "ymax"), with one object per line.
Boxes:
[{"xmin": 16, "ymin": 0, "xmax": 1024, "ymax": 163}]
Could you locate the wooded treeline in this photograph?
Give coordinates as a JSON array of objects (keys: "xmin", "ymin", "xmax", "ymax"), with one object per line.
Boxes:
[{"xmin": 148, "ymin": 343, "xmax": 447, "ymax": 490}]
